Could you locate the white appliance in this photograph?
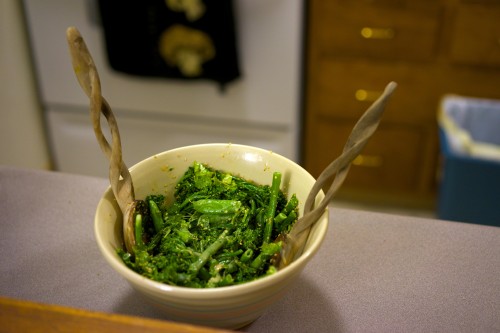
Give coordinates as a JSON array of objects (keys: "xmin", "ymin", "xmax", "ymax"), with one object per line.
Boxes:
[{"xmin": 23, "ymin": 0, "xmax": 303, "ymax": 177}]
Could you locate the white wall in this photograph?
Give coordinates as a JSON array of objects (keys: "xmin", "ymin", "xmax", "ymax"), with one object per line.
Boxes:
[{"xmin": 0, "ymin": 0, "xmax": 50, "ymax": 169}]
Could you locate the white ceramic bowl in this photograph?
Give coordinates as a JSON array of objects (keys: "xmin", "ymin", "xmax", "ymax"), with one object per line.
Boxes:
[{"xmin": 94, "ymin": 143, "xmax": 328, "ymax": 329}]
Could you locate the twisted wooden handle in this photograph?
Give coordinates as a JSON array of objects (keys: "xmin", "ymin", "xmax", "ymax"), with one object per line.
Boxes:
[
  {"xmin": 300, "ymin": 81, "xmax": 398, "ymax": 233},
  {"xmin": 66, "ymin": 27, "xmax": 134, "ymax": 213},
  {"xmin": 276, "ymin": 82, "xmax": 397, "ymax": 268}
]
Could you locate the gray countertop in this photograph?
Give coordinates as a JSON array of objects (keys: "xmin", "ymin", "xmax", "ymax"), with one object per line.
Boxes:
[{"xmin": 1, "ymin": 166, "xmax": 499, "ymax": 332}]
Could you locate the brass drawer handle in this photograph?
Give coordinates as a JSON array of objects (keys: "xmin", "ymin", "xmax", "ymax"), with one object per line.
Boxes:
[
  {"xmin": 352, "ymin": 154, "xmax": 383, "ymax": 168},
  {"xmin": 355, "ymin": 89, "xmax": 382, "ymax": 102},
  {"xmin": 360, "ymin": 27, "xmax": 395, "ymax": 40}
]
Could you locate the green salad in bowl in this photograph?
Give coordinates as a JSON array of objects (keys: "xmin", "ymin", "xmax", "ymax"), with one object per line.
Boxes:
[
  {"xmin": 119, "ymin": 161, "xmax": 299, "ymax": 288},
  {"xmin": 94, "ymin": 143, "xmax": 328, "ymax": 329}
]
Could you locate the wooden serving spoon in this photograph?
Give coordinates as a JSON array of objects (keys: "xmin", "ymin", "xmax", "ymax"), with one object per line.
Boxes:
[
  {"xmin": 66, "ymin": 27, "xmax": 138, "ymax": 253},
  {"xmin": 272, "ymin": 81, "xmax": 397, "ymax": 269}
]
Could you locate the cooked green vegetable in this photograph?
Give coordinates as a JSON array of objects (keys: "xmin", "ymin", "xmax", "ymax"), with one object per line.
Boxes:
[
  {"xmin": 148, "ymin": 200, "xmax": 164, "ymax": 233},
  {"xmin": 118, "ymin": 161, "xmax": 299, "ymax": 288},
  {"xmin": 262, "ymin": 172, "xmax": 282, "ymax": 245}
]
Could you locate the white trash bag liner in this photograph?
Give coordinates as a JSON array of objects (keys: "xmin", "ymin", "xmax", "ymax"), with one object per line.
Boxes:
[{"xmin": 438, "ymin": 95, "xmax": 500, "ymax": 162}]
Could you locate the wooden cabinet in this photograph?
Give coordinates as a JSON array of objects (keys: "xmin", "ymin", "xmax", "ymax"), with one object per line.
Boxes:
[
  {"xmin": 449, "ymin": 3, "xmax": 500, "ymax": 67},
  {"xmin": 303, "ymin": 0, "xmax": 500, "ymax": 208}
]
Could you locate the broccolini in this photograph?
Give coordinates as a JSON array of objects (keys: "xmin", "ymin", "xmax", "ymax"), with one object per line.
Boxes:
[{"xmin": 118, "ymin": 161, "xmax": 299, "ymax": 288}]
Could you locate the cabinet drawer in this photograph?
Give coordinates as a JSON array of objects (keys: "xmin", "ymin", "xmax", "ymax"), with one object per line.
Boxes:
[
  {"xmin": 310, "ymin": 60, "xmax": 440, "ymax": 123},
  {"xmin": 312, "ymin": 1, "xmax": 443, "ymax": 61},
  {"xmin": 308, "ymin": 119, "xmax": 428, "ymax": 193},
  {"xmin": 458, "ymin": 0, "xmax": 500, "ymax": 4},
  {"xmin": 449, "ymin": 4, "xmax": 500, "ymax": 67}
]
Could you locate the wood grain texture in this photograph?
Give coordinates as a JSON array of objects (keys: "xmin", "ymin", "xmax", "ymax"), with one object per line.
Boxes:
[
  {"xmin": 303, "ymin": 0, "xmax": 500, "ymax": 207},
  {"xmin": 0, "ymin": 296, "xmax": 232, "ymax": 333}
]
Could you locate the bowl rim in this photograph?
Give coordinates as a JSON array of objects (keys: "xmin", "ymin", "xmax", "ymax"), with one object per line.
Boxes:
[{"xmin": 95, "ymin": 143, "xmax": 329, "ymax": 298}]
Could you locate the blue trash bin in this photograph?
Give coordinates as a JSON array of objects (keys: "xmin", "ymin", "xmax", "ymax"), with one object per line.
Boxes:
[{"xmin": 437, "ymin": 95, "xmax": 500, "ymax": 227}]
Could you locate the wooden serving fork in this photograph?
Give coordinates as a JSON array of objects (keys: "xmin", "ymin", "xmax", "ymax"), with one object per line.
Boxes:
[{"xmin": 272, "ymin": 81, "xmax": 398, "ymax": 269}]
